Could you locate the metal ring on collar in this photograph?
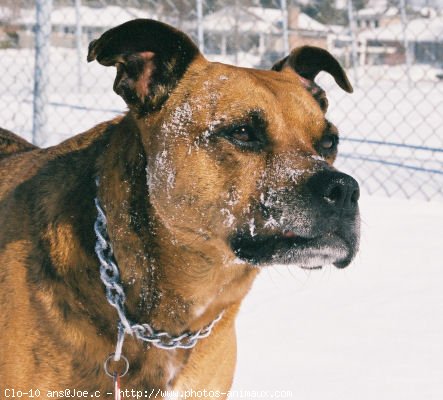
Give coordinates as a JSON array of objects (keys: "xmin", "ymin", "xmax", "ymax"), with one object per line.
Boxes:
[{"xmin": 104, "ymin": 353, "xmax": 129, "ymax": 378}]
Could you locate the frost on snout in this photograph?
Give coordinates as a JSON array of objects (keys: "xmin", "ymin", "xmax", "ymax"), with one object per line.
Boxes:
[
  {"xmin": 228, "ymin": 155, "xmax": 360, "ymax": 269},
  {"xmin": 141, "ymin": 66, "xmax": 359, "ymax": 271}
]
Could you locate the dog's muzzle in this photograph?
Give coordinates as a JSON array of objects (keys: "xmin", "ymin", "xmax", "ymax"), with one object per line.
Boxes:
[{"xmin": 230, "ymin": 170, "xmax": 360, "ymax": 269}]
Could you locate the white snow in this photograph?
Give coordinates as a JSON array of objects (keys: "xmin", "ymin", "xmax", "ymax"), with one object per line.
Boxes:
[
  {"xmin": 221, "ymin": 208, "xmax": 236, "ymax": 227},
  {"xmin": 232, "ymin": 195, "xmax": 443, "ymax": 399},
  {"xmin": 248, "ymin": 218, "xmax": 256, "ymax": 237}
]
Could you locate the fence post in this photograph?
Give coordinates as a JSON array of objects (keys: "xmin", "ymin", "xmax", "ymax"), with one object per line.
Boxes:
[
  {"xmin": 196, "ymin": 0, "xmax": 204, "ymax": 53},
  {"xmin": 32, "ymin": 0, "xmax": 52, "ymax": 146},
  {"xmin": 233, "ymin": 0, "xmax": 239, "ymax": 65},
  {"xmin": 280, "ymin": 0, "xmax": 289, "ymax": 55},
  {"xmin": 75, "ymin": 0, "xmax": 82, "ymax": 91},
  {"xmin": 347, "ymin": 0, "xmax": 359, "ymax": 87},
  {"xmin": 399, "ymin": 0, "xmax": 412, "ymax": 87}
]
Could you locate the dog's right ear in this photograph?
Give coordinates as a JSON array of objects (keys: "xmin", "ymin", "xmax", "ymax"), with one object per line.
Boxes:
[
  {"xmin": 272, "ymin": 46, "xmax": 353, "ymax": 93},
  {"xmin": 87, "ymin": 19, "xmax": 202, "ymax": 116},
  {"xmin": 272, "ymin": 46, "xmax": 352, "ymax": 113}
]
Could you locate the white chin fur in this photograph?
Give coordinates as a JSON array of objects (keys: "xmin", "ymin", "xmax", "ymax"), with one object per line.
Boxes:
[{"xmin": 294, "ymin": 246, "xmax": 348, "ymax": 269}]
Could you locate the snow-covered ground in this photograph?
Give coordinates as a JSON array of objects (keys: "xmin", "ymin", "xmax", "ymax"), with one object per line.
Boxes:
[{"xmin": 232, "ymin": 195, "xmax": 443, "ymax": 399}]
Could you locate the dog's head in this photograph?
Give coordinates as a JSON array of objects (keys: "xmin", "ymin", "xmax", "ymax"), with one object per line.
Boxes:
[{"xmin": 88, "ymin": 19, "xmax": 360, "ymax": 270}]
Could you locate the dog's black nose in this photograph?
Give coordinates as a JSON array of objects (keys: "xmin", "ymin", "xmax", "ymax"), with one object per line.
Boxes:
[{"xmin": 308, "ymin": 170, "xmax": 360, "ymax": 212}]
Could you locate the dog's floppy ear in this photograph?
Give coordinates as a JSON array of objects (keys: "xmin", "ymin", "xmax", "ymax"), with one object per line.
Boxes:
[
  {"xmin": 87, "ymin": 19, "xmax": 201, "ymax": 116},
  {"xmin": 272, "ymin": 46, "xmax": 353, "ymax": 93},
  {"xmin": 272, "ymin": 46, "xmax": 352, "ymax": 112}
]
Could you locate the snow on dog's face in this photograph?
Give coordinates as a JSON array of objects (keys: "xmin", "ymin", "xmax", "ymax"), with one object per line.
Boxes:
[{"xmin": 89, "ymin": 19, "xmax": 360, "ymax": 270}]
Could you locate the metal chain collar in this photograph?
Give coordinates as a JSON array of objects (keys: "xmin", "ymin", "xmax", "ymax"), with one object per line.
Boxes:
[{"xmin": 93, "ymin": 182, "xmax": 223, "ymax": 361}]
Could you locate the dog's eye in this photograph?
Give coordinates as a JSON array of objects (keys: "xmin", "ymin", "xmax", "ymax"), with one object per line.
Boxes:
[
  {"xmin": 218, "ymin": 112, "xmax": 268, "ymax": 151},
  {"xmin": 318, "ymin": 134, "xmax": 338, "ymax": 154},
  {"xmin": 223, "ymin": 125, "xmax": 264, "ymax": 150},
  {"xmin": 320, "ymin": 136, "xmax": 336, "ymax": 149},
  {"xmin": 231, "ymin": 126, "xmax": 256, "ymax": 143}
]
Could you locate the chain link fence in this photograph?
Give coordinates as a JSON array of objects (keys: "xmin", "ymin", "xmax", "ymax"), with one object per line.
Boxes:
[{"xmin": 0, "ymin": 0, "xmax": 442, "ymax": 200}]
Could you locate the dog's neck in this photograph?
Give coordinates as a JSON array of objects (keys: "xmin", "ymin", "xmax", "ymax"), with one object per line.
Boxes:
[
  {"xmin": 39, "ymin": 114, "xmax": 257, "ymax": 387},
  {"xmin": 23, "ymin": 111, "xmax": 257, "ymax": 388},
  {"xmin": 94, "ymin": 115, "xmax": 257, "ymax": 336}
]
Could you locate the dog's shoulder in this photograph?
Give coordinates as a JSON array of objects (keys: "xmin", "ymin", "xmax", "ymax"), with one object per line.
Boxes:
[
  {"xmin": 0, "ymin": 116, "xmax": 126, "ymax": 201},
  {"xmin": 53, "ymin": 115, "xmax": 126, "ymax": 154},
  {"xmin": 0, "ymin": 129, "xmax": 40, "ymax": 200},
  {"xmin": 0, "ymin": 128, "xmax": 37, "ymax": 160}
]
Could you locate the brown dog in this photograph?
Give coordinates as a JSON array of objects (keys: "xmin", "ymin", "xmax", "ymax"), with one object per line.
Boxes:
[{"xmin": 0, "ymin": 19, "xmax": 359, "ymax": 398}]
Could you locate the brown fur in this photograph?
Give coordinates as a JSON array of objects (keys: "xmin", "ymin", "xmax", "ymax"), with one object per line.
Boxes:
[
  {"xmin": 0, "ymin": 127, "xmax": 37, "ymax": 160},
  {"xmin": 0, "ymin": 19, "xmax": 358, "ymax": 398}
]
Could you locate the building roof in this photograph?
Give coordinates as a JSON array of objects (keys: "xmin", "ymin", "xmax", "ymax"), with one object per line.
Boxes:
[
  {"xmin": 202, "ymin": 6, "xmax": 327, "ymax": 34},
  {"xmin": 201, "ymin": 6, "xmax": 282, "ymax": 34},
  {"xmin": 1, "ymin": 5, "xmax": 329, "ymax": 36},
  {"xmin": 356, "ymin": 6, "xmax": 399, "ymax": 18},
  {"xmin": 359, "ymin": 16, "xmax": 443, "ymax": 42},
  {"xmin": 3, "ymin": 6, "xmax": 156, "ymax": 28},
  {"xmin": 297, "ymin": 12, "xmax": 329, "ymax": 32}
]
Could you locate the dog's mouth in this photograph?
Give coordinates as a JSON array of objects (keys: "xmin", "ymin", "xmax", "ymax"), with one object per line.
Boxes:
[{"xmin": 229, "ymin": 230, "xmax": 355, "ymax": 269}]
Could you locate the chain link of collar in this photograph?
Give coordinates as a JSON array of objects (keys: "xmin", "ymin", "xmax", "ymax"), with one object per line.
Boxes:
[{"xmin": 94, "ymin": 180, "xmax": 223, "ymax": 361}]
